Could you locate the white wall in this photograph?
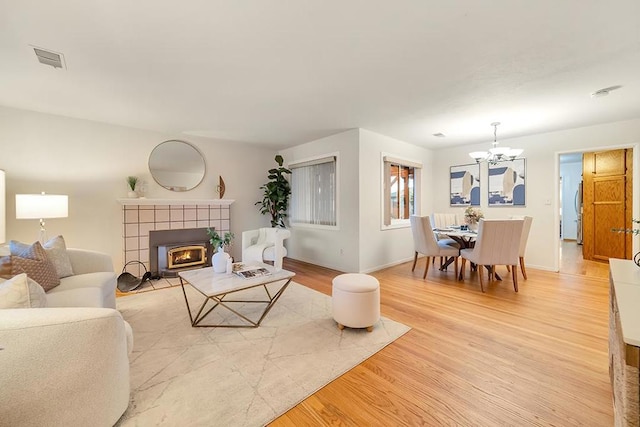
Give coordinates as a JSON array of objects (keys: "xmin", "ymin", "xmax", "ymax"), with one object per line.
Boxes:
[
  {"xmin": 0, "ymin": 106, "xmax": 276, "ymax": 267},
  {"xmin": 358, "ymin": 129, "xmax": 434, "ymax": 272},
  {"xmin": 280, "ymin": 129, "xmax": 360, "ymax": 272},
  {"xmin": 3, "ymin": 105, "xmax": 638, "ymax": 275},
  {"xmin": 433, "ymin": 118, "xmax": 640, "ymax": 271}
]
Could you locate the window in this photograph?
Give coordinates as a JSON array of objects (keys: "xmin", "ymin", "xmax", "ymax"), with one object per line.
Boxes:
[
  {"xmin": 290, "ymin": 155, "xmax": 337, "ymax": 227},
  {"xmin": 383, "ymin": 155, "xmax": 421, "ymax": 227}
]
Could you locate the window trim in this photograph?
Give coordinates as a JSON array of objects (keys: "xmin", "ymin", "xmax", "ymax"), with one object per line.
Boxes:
[
  {"xmin": 381, "ymin": 152, "xmax": 422, "ymax": 230},
  {"xmin": 288, "ymin": 152, "xmax": 340, "ymax": 230}
]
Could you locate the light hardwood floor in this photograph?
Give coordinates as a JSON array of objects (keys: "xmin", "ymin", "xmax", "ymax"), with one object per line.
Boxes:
[{"xmin": 272, "ymin": 255, "xmax": 613, "ymax": 426}]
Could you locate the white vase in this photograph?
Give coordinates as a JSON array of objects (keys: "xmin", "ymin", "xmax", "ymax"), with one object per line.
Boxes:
[
  {"xmin": 468, "ymin": 222, "xmax": 478, "ymax": 232},
  {"xmin": 127, "ymin": 190, "xmax": 138, "ymax": 198},
  {"xmin": 212, "ymin": 246, "xmax": 229, "ymax": 273}
]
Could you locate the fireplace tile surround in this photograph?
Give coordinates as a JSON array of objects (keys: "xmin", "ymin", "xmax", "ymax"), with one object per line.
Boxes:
[{"xmin": 118, "ymin": 199, "xmax": 234, "ymax": 278}]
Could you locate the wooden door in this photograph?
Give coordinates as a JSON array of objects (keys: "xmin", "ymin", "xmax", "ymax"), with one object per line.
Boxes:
[{"xmin": 582, "ymin": 149, "xmax": 633, "ymax": 261}]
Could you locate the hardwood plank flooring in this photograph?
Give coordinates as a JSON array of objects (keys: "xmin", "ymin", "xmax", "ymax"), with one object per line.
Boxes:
[{"xmin": 271, "ymin": 256, "xmax": 613, "ymax": 426}]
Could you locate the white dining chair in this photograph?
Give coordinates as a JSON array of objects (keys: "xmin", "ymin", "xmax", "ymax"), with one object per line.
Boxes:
[
  {"xmin": 507, "ymin": 216, "xmax": 533, "ymax": 279},
  {"xmin": 459, "ymin": 219, "xmax": 524, "ymax": 292},
  {"xmin": 410, "ymin": 215, "xmax": 460, "ymax": 279}
]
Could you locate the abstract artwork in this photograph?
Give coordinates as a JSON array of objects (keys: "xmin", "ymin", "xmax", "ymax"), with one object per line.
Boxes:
[
  {"xmin": 450, "ymin": 163, "xmax": 480, "ymax": 206},
  {"xmin": 488, "ymin": 158, "xmax": 526, "ymax": 206}
]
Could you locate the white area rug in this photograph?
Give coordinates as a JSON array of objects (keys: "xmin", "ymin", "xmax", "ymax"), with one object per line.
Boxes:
[{"xmin": 115, "ymin": 281, "xmax": 410, "ymax": 426}]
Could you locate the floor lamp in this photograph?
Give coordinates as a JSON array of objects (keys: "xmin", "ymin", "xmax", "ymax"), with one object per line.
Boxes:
[{"xmin": 15, "ymin": 193, "xmax": 68, "ymax": 244}]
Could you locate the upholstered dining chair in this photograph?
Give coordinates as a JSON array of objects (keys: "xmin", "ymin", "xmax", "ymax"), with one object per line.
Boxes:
[
  {"xmin": 507, "ymin": 215, "xmax": 533, "ymax": 280},
  {"xmin": 241, "ymin": 228, "xmax": 291, "ymax": 270},
  {"xmin": 459, "ymin": 219, "xmax": 524, "ymax": 292},
  {"xmin": 432, "ymin": 212, "xmax": 464, "ymax": 229},
  {"xmin": 431, "ymin": 212, "xmax": 463, "ymax": 267},
  {"xmin": 410, "ymin": 215, "xmax": 460, "ymax": 279}
]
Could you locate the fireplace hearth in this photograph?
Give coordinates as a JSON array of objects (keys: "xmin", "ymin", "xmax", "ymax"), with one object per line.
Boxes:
[{"xmin": 149, "ymin": 228, "xmax": 213, "ymax": 278}]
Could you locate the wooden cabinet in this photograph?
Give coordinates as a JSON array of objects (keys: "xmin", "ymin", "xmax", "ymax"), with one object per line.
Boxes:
[{"xmin": 609, "ymin": 259, "xmax": 640, "ymax": 426}]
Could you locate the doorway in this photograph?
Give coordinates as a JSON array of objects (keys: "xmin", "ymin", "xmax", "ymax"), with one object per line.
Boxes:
[
  {"xmin": 558, "ymin": 147, "xmax": 635, "ymax": 274},
  {"xmin": 559, "ymin": 153, "xmax": 584, "ymax": 273}
]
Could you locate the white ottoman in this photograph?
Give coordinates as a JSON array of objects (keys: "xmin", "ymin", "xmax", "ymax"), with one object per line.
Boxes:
[{"xmin": 332, "ymin": 273, "xmax": 380, "ymax": 332}]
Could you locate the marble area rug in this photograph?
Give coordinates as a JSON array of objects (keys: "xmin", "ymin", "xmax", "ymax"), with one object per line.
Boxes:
[{"xmin": 114, "ymin": 281, "xmax": 410, "ymax": 426}]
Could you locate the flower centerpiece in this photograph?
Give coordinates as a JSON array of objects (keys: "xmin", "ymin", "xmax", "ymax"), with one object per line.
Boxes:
[
  {"xmin": 206, "ymin": 228, "xmax": 235, "ymax": 273},
  {"xmin": 464, "ymin": 206, "xmax": 484, "ymax": 230}
]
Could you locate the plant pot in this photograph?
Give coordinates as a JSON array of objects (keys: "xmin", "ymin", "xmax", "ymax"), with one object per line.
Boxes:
[
  {"xmin": 212, "ymin": 246, "xmax": 229, "ymax": 273},
  {"xmin": 127, "ymin": 190, "xmax": 138, "ymax": 198},
  {"xmin": 468, "ymin": 223, "xmax": 478, "ymax": 232}
]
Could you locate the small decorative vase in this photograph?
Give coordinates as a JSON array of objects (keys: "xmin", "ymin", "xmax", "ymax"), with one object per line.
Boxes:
[
  {"xmin": 212, "ymin": 246, "xmax": 229, "ymax": 273},
  {"xmin": 468, "ymin": 222, "xmax": 478, "ymax": 232},
  {"xmin": 127, "ymin": 190, "xmax": 138, "ymax": 198}
]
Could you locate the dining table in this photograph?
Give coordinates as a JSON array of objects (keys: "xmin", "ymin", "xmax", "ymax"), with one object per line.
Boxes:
[{"xmin": 434, "ymin": 227, "xmax": 502, "ymax": 281}]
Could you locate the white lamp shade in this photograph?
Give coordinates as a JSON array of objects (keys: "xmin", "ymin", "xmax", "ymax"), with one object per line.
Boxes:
[
  {"xmin": 469, "ymin": 151, "xmax": 488, "ymax": 161},
  {"xmin": 16, "ymin": 194, "xmax": 68, "ymax": 219},
  {"xmin": 0, "ymin": 170, "xmax": 5, "ymax": 244},
  {"xmin": 506, "ymin": 148, "xmax": 524, "ymax": 158}
]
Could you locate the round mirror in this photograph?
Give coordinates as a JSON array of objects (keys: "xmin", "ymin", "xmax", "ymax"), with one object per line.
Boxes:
[{"xmin": 148, "ymin": 140, "xmax": 206, "ymax": 192}]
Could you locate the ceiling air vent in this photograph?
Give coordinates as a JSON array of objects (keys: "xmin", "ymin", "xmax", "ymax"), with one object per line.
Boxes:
[{"xmin": 33, "ymin": 47, "xmax": 66, "ymax": 69}]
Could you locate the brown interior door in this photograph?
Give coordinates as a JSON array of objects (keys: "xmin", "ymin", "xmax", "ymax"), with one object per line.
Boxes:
[{"xmin": 582, "ymin": 149, "xmax": 633, "ymax": 261}]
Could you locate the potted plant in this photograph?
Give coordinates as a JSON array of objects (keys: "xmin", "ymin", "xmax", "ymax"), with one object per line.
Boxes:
[
  {"xmin": 127, "ymin": 176, "xmax": 138, "ymax": 198},
  {"xmin": 206, "ymin": 228, "xmax": 234, "ymax": 273},
  {"xmin": 256, "ymin": 155, "xmax": 291, "ymax": 228}
]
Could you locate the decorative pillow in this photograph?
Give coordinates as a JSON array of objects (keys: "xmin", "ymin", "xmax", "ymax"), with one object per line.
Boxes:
[
  {"xmin": 0, "ymin": 273, "xmax": 47, "ymax": 309},
  {"xmin": 13, "ymin": 236, "xmax": 74, "ymax": 278},
  {"xmin": 4, "ymin": 241, "xmax": 60, "ymax": 291}
]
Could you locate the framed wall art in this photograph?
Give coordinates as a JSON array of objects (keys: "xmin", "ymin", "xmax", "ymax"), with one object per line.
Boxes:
[
  {"xmin": 450, "ymin": 163, "xmax": 480, "ymax": 206},
  {"xmin": 488, "ymin": 158, "xmax": 526, "ymax": 206}
]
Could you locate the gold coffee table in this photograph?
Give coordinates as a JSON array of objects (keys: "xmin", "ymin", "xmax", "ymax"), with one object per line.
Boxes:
[{"xmin": 178, "ymin": 263, "xmax": 295, "ymax": 328}]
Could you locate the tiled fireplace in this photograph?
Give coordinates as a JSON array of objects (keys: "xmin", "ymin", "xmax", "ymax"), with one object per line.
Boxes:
[{"xmin": 118, "ymin": 199, "xmax": 234, "ymax": 277}]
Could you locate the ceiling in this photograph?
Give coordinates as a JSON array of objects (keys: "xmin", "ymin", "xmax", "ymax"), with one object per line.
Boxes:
[{"xmin": 1, "ymin": 1, "xmax": 639, "ymax": 150}]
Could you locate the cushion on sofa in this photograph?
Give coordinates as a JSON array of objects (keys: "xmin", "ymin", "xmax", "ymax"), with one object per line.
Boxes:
[
  {"xmin": 0, "ymin": 273, "xmax": 47, "ymax": 309},
  {"xmin": 47, "ymin": 271, "xmax": 117, "ymax": 308},
  {"xmin": 45, "ymin": 287, "xmax": 105, "ymax": 308},
  {"xmin": 42, "ymin": 235, "xmax": 74, "ymax": 278},
  {"xmin": 5, "ymin": 241, "xmax": 60, "ymax": 291}
]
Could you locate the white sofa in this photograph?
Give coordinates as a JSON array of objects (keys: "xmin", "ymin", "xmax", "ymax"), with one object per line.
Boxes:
[
  {"xmin": 0, "ymin": 248, "xmax": 132, "ymax": 426},
  {"xmin": 46, "ymin": 248, "xmax": 117, "ymax": 308}
]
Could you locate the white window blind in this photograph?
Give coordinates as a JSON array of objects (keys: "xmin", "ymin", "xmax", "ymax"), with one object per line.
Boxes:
[{"xmin": 290, "ymin": 156, "xmax": 337, "ymax": 226}]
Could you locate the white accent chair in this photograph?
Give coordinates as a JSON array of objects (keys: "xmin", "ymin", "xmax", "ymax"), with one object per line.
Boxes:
[
  {"xmin": 459, "ymin": 219, "xmax": 524, "ymax": 292},
  {"xmin": 410, "ymin": 215, "xmax": 460, "ymax": 279},
  {"xmin": 241, "ymin": 228, "xmax": 291, "ymax": 270}
]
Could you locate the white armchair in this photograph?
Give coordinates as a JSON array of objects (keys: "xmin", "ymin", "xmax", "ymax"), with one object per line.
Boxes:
[{"xmin": 242, "ymin": 228, "xmax": 291, "ymax": 270}]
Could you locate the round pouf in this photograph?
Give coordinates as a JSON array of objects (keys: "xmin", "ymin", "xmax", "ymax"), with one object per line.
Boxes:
[{"xmin": 332, "ymin": 273, "xmax": 380, "ymax": 332}]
